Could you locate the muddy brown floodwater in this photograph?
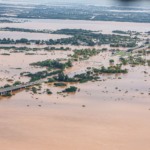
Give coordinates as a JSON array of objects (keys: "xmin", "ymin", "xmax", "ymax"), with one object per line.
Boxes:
[
  {"xmin": 0, "ymin": 19, "xmax": 150, "ymax": 34},
  {"xmin": 0, "ymin": 31, "xmax": 70, "ymax": 40},
  {"xmin": 0, "ymin": 19, "xmax": 150, "ymax": 150}
]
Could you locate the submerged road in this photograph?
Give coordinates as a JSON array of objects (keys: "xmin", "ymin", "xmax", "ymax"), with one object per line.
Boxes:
[{"xmin": 0, "ymin": 80, "xmax": 43, "ymax": 95}]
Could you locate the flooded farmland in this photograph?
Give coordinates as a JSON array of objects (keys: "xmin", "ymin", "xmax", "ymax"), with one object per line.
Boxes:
[
  {"xmin": 0, "ymin": 17, "xmax": 150, "ymax": 150},
  {"xmin": 0, "ymin": 19, "xmax": 150, "ymax": 34}
]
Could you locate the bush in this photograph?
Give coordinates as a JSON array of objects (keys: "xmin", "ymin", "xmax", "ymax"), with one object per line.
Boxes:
[
  {"xmin": 54, "ymin": 83, "xmax": 67, "ymax": 87},
  {"xmin": 46, "ymin": 89, "xmax": 52, "ymax": 95},
  {"xmin": 4, "ymin": 84, "xmax": 11, "ymax": 88},
  {"xmin": 32, "ymin": 87, "xmax": 37, "ymax": 94},
  {"xmin": 4, "ymin": 92, "xmax": 12, "ymax": 97},
  {"xmin": 109, "ymin": 59, "xmax": 114, "ymax": 63},
  {"xmin": 63, "ymin": 86, "xmax": 78, "ymax": 93},
  {"xmin": 47, "ymin": 78, "xmax": 55, "ymax": 82},
  {"xmin": 13, "ymin": 81, "xmax": 22, "ymax": 86}
]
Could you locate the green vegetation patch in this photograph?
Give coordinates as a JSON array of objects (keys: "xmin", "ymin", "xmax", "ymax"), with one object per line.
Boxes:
[
  {"xmin": 54, "ymin": 82, "xmax": 67, "ymax": 87},
  {"xmin": 62, "ymin": 86, "xmax": 78, "ymax": 93}
]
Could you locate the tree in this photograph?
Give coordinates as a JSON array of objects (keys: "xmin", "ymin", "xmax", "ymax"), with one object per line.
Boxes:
[
  {"xmin": 58, "ymin": 72, "xmax": 65, "ymax": 81},
  {"xmin": 67, "ymin": 59, "xmax": 73, "ymax": 67}
]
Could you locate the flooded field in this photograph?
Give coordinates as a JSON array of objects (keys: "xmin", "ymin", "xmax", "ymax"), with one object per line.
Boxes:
[
  {"xmin": 0, "ymin": 31, "xmax": 70, "ymax": 40},
  {"xmin": 0, "ymin": 19, "xmax": 150, "ymax": 34},
  {"xmin": 0, "ymin": 49, "xmax": 73, "ymax": 86},
  {"xmin": 0, "ymin": 64, "xmax": 150, "ymax": 150},
  {"xmin": 0, "ymin": 19, "xmax": 150, "ymax": 150}
]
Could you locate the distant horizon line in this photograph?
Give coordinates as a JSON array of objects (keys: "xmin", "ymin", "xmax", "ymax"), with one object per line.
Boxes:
[{"xmin": 0, "ymin": 0, "xmax": 149, "ymax": 8}]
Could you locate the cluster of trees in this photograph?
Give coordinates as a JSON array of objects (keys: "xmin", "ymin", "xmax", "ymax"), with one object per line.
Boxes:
[
  {"xmin": 74, "ymin": 71, "xmax": 100, "ymax": 83},
  {"xmin": 72, "ymin": 48, "xmax": 102, "ymax": 61},
  {"xmin": 147, "ymin": 60, "xmax": 150, "ymax": 66},
  {"xmin": 110, "ymin": 42, "xmax": 137, "ymax": 48},
  {"xmin": 0, "ymin": 38, "xmax": 31, "ymax": 44},
  {"xmin": 0, "ymin": 29, "xmax": 137, "ymax": 48},
  {"xmin": 62, "ymin": 86, "xmax": 78, "ymax": 93},
  {"xmin": 93, "ymin": 64, "xmax": 128, "ymax": 74},
  {"xmin": 128, "ymin": 56, "xmax": 146, "ymax": 66},
  {"xmin": 120, "ymin": 57, "xmax": 128, "ymax": 65},
  {"xmin": 49, "ymin": 71, "xmax": 99, "ymax": 84},
  {"xmin": 1, "ymin": 81, "xmax": 22, "ymax": 89},
  {"xmin": 26, "ymin": 59, "xmax": 73, "ymax": 82},
  {"xmin": 0, "ymin": 46, "xmax": 70, "ymax": 52},
  {"xmin": 53, "ymin": 72, "xmax": 76, "ymax": 82},
  {"xmin": 30, "ymin": 59, "xmax": 73, "ymax": 70},
  {"xmin": 52, "ymin": 29, "xmax": 137, "ymax": 47},
  {"xmin": 26, "ymin": 70, "xmax": 62, "ymax": 81},
  {"xmin": 44, "ymin": 46, "xmax": 70, "ymax": 51},
  {"xmin": 54, "ymin": 82, "xmax": 67, "ymax": 87},
  {"xmin": 52, "ymin": 29, "xmax": 93, "ymax": 35},
  {"xmin": 112, "ymin": 30, "xmax": 129, "ymax": 35},
  {"xmin": 0, "ymin": 27, "xmax": 51, "ymax": 34}
]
